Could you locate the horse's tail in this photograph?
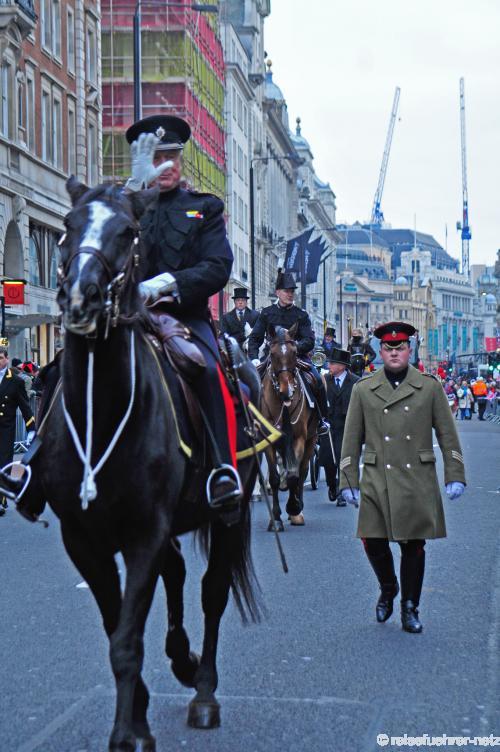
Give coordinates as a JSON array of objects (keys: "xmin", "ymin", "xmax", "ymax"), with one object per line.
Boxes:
[{"xmin": 196, "ymin": 491, "xmax": 265, "ymax": 625}]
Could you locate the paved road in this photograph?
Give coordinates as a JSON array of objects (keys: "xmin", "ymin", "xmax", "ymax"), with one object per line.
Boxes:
[{"xmin": 0, "ymin": 420, "xmax": 498, "ymax": 752}]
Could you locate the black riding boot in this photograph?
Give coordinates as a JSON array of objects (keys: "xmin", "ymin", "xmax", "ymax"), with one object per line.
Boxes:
[
  {"xmin": 363, "ymin": 539, "xmax": 399, "ymax": 623},
  {"xmin": 311, "ymin": 369, "xmax": 330, "ymax": 436},
  {"xmin": 400, "ymin": 540, "xmax": 425, "ymax": 633}
]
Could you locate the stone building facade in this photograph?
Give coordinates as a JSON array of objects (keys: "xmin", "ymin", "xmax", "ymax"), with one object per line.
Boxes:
[{"xmin": 0, "ymin": 0, "xmax": 101, "ymax": 363}]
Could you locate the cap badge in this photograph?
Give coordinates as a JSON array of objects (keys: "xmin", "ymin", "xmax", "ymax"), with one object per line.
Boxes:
[
  {"xmin": 155, "ymin": 126, "xmax": 166, "ymax": 139},
  {"xmin": 392, "ymin": 330, "xmax": 397, "ymax": 338}
]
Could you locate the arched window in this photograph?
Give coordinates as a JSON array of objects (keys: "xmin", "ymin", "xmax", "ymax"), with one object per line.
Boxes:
[{"xmin": 28, "ymin": 230, "xmax": 42, "ymax": 286}]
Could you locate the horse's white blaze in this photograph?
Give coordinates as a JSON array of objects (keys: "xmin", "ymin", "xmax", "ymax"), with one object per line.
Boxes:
[
  {"xmin": 281, "ymin": 344, "xmax": 287, "ymax": 355},
  {"xmin": 70, "ymin": 201, "xmax": 114, "ymax": 308}
]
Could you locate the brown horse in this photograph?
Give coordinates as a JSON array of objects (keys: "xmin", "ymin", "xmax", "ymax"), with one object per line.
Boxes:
[{"xmin": 261, "ymin": 324, "xmax": 318, "ymax": 531}]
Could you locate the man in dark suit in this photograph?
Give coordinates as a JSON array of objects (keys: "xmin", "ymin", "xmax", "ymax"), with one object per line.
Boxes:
[
  {"xmin": 324, "ymin": 348, "xmax": 359, "ymax": 504},
  {"xmin": 0, "ymin": 348, "xmax": 35, "ymax": 516},
  {"xmin": 220, "ymin": 287, "xmax": 259, "ymax": 349}
]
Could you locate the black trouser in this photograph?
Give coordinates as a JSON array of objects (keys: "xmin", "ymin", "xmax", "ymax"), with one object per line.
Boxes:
[
  {"xmin": 477, "ymin": 398, "xmax": 487, "ymax": 420},
  {"xmin": 362, "ymin": 538, "xmax": 426, "ymax": 605},
  {"xmin": 181, "ymin": 317, "xmax": 235, "ymax": 469}
]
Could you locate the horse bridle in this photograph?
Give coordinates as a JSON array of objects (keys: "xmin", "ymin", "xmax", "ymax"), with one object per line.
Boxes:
[
  {"xmin": 57, "ymin": 230, "xmax": 141, "ymax": 337},
  {"xmin": 268, "ymin": 339, "xmax": 298, "ymax": 397}
]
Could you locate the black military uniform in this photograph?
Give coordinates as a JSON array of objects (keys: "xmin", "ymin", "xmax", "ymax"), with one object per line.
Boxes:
[
  {"xmin": 0, "ymin": 367, "xmax": 35, "ymax": 515},
  {"xmin": 348, "ymin": 332, "xmax": 376, "ymax": 377},
  {"xmin": 248, "ymin": 270, "xmax": 329, "ymax": 432},
  {"xmin": 220, "ymin": 288, "xmax": 258, "ymax": 348},
  {"xmin": 127, "ymin": 115, "xmax": 241, "ymax": 515},
  {"xmin": 323, "ymin": 349, "xmax": 359, "ymax": 501}
]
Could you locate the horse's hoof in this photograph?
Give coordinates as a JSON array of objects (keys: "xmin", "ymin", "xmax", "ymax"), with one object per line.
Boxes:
[
  {"xmin": 289, "ymin": 513, "xmax": 305, "ymax": 526},
  {"xmin": 140, "ymin": 736, "xmax": 156, "ymax": 752},
  {"xmin": 187, "ymin": 699, "xmax": 221, "ymax": 729},
  {"xmin": 171, "ymin": 651, "xmax": 201, "ymax": 688},
  {"xmin": 267, "ymin": 519, "xmax": 284, "ymax": 532}
]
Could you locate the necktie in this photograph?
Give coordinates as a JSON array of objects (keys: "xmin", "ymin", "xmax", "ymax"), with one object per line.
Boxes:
[
  {"xmin": 238, "ymin": 310, "xmax": 243, "ymax": 321},
  {"xmin": 336, "ymin": 378, "xmax": 341, "ymax": 389}
]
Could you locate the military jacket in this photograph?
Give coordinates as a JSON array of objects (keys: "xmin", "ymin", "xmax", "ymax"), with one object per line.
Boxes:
[
  {"xmin": 339, "ymin": 366, "xmax": 466, "ymax": 541},
  {"xmin": 220, "ymin": 308, "xmax": 259, "ymax": 347},
  {"xmin": 0, "ymin": 369, "xmax": 35, "ymax": 431},
  {"xmin": 247, "ymin": 303, "xmax": 315, "ymax": 360},
  {"xmin": 139, "ymin": 186, "xmax": 233, "ymax": 316}
]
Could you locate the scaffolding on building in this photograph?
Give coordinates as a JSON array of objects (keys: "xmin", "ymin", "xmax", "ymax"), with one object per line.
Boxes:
[{"xmin": 101, "ymin": 0, "xmax": 226, "ymax": 197}]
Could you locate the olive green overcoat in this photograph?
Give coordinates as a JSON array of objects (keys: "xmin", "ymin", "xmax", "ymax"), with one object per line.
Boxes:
[{"xmin": 339, "ymin": 366, "xmax": 466, "ymax": 541}]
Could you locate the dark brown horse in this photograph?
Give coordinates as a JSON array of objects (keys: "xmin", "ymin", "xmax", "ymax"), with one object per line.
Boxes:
[{"xmin": 260, "ymin": 324, "xmax": 318, "ymax": 531}]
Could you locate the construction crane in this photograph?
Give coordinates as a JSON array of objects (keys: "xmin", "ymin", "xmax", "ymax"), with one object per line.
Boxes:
[
  {"xmin": 370, "ymin": 86, "xmax": 401, "ymax": 226},
  {"xmin": 457, "ymin": 77, "xmax": 471, "ymax": 278}
]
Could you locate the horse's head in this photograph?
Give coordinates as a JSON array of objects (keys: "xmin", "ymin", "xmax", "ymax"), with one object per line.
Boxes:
[
  {"xmin": 268, "ymin": 323, "xmax": 299, "ymax": 405},
  {"xmin": 57, "ymin": 177, "xmax": 157, "ymax": 336}
]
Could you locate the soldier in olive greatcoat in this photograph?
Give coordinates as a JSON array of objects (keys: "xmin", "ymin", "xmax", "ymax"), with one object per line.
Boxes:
[{"xmin": 340, "ymin": 322, "xmax": 466, "ymax": 633}]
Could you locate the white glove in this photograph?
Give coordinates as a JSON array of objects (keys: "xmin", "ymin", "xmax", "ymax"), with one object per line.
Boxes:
[
  {"xmin": 341, "ymin": 488, "xmax": 360, "ymax": 506},
  {"xmin": 252, "ymin": 359, "xmax": 261, "ymax": 367},
  {"xmin": 26, "ymin": 430, "xmax": 36, "ymax": 446},
  {"xmin": 446, "ymin": 482, "xmax": 465, "ymax": 500},
  {"xmin": 125, "ymin": 133, "xmax": 173, "ymax": 192},
  {"xmin": 139, "ymin": 272, "xmax": 179, "ymax": 303}
]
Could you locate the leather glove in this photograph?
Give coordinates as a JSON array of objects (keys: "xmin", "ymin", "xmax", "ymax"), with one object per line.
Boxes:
[
  {"xmin": 125, "ymin": 133, "xmax": 173, "ymax": 192},
  {"xmin": 251, "ymin": 359, "xmax": 261, "ymax": 367},
  {"xmin": 139, "ymin": 272, "xmax": 179, "ymax": 303},
  {"xmin": 26, "ymin": 430, "xmax": 36, "ymax": 447},
  {"xmin": 446, "ymin": 481, "xmax": 465, "ymax": 500},
  {"xmin": 341, "ymin": 488, "xmax": 360, "ymax": 506}
]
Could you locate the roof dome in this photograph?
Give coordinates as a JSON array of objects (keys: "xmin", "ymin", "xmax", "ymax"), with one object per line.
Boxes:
[
  {"xmin": 485, "ymin": 293, "xmax": 496, "ymax": 304},
  {"xmin": 395, "ymin": 275, "xmax": 409, "ymax": 285},
  {"xmin": 291, "ymin": 117, "xmax": 311, "ymax": 149},
  {"xmin": 264, "ymin": 59, "xmax": 284, "ymax": 102}
]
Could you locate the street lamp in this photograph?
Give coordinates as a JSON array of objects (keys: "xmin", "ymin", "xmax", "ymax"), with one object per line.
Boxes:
[
  {"xmin": 249, "ymin": 154, "xmax": 302, "ymax": 309},
  {"xmin": 133, "ymin": 2, "xmax": 218, "ymax": 122}
]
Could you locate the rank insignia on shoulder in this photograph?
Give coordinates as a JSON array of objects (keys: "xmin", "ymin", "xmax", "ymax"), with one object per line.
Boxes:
[{"xmin": 186, "ymin": 210, "xmax": 204, "ymax": 219}]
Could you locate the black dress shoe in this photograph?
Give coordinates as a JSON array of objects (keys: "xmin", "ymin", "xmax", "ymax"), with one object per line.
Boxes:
[
  {"xmin": 401, "ymin": 600, "xmax": 423, "ymax": 633},
  {"xmin": 336, "ymin": 495, "xmax": 346, "ymax": 507},
  {"xmin": 328, "ymin": 487, "xmax": 336, "ymax": 502},
  {"xmin": 376, "ymin": 582, "xmax": 399, "ymax": 623}
]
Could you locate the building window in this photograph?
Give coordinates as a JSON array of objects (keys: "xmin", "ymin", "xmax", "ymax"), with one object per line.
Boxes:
[
  {"xmin": 67, "ymin": 7, "xmax": 75, "ymax": 74},
  {"xmin": 238, "ymin": 196, "xmax": 244, "ymax": 229},
  {"xmin": 87, "ymin": 121, "xmax": 98, "ymax": 185},
  {"xmin": 237, "ymin": 145, "xmax": 243, "ymax": 178},
  {"xmin": 52, "ymin": 0, "xmax": 61, "ymax": 58},
  {"xmin": 48, "ymin": 235, "xmax": 60, "ymax": 289},
  {"xmin": 17, "ymin": 76, "xmax": 24, "ymax": 132},
  {"xmin": 26, "ymin": 70, "xmax": 35, "ymax": 150},
  {"xmin": 1, "ymin": 61, "xmax": 12, "ymax": 138},
  {"xmin": 86, "ymin": 20, "xmax": 98, "ymax": 87},
  {"xmin": 41, "ymin": 0, "xmax": 51, "ymax": 49},
  {"xmin": 28, "ymin": 233, "xmax": 42, "ymax": 286},
  {"xmin": 41, "ymin": 90, "xmax": 51, "ymax": 161},
  {"xmin": 52, "ymin": 95, "xmax": 62, "ymax": 168},
  {"xmin": 67, "ymin": 99, "xmax": 76, "ymax": 175},
  {"xmin": 232, "ymin": 138, "xmax": 237, "ymax": 173}
]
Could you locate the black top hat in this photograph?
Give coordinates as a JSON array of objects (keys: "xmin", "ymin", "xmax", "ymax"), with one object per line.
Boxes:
[
  {"xmin": 125, "ymin": 115, "xmax": 191, "ymax": 151},
  {"xmin": 232, "ymin": 287, "xmax": 249, "ymax": 300},
  {"xmin": 324, "ymin": 327, "xmax": 336, "ymax": 337},
  {"xmin": 276, "ymin": 268, "xmax": 297, "ymax": 290},
  {"xmin": 327, "ymin": 348, "xmax": 351, "ymax": 367}
]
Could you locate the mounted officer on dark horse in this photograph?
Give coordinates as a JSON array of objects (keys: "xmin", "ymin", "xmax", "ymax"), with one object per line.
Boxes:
[{"xmin": 0, "ymin": 115, "xmax": 273, "ymax": 751}]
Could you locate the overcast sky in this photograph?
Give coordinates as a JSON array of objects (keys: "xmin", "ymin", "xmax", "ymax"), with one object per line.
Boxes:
[{"xmin": 265, "ymin": 0, "xmax": 499, "ymax": 268}]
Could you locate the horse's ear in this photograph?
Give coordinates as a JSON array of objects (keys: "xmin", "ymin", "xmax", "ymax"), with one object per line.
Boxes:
[
  {"xmin": 288, "ymin": 322, "xmax": 299, "ymax": 340},
  {"xmin": 267, "ymin": 323, "xmax": 276, "ymax": 340},
  {"xmin": 127, "ymin": 188, "xmax": 159, "ymax": 220},
  {"xmin": 66, "ymin": 176, "xmax": 89, "ymax": 205}
]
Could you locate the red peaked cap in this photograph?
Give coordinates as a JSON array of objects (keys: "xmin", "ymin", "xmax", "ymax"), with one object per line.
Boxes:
[{"xmin": 374, "ymin": 321, "xmax": 416, "ymax": 343}]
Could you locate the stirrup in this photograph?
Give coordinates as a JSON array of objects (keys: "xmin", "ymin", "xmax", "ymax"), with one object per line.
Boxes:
[
  {"xmin": 317, "ymin": 419, "xmax": 330, "ymax": 436},
  {"xmin": 206, "ymin": 464, "xmax": 243, "ymax": 509},
  {"xmin": 0, "ymin": 462, "xmax": 32, "ymax": 502}
]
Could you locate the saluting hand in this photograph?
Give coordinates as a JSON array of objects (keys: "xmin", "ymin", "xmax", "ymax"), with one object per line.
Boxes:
[{"xmin": 126, "ymin": 133, "xmax": 173, "ymax": 192}]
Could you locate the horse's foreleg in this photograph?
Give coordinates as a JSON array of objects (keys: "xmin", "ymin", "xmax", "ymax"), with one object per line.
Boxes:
[
  {"xmin": 61, "ymin": 519, "xmax": 154, "ymax": 751},
  {"xmin": 187, "ymin": 521, "xmax": 233, "ymax": 730},
  {"xmin": 286, "ymin": 437, "xmax": 305, "ymax": 518},
  {"xmin": 161, "ymin": 537, "xmax": 200, "ymax": 688},
  {"xmin": 109, "ymin": 525, "xmax": 167, "ymax": 752},
  {"xmin": 266, "ymin": 449, "xmax": 283, "ymax": 531}
]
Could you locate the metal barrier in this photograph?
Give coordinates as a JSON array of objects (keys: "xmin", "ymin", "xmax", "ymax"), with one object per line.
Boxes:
[{"xmin": 13, "ymin": 395, "xmax": 39, "ymax": 454}]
